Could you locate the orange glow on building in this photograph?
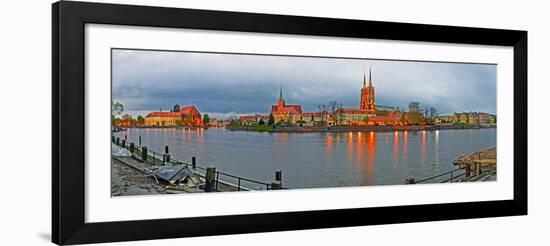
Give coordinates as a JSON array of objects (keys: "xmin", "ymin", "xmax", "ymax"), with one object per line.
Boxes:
[{"xmin": 144, "ymin": 105, "xmax": 202, "ymax": 126}]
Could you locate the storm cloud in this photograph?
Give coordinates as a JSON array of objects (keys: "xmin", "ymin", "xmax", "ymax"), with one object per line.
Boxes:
[{"xmin": 112, "ymin": 49, "xmax": 496, "ymax": 118}]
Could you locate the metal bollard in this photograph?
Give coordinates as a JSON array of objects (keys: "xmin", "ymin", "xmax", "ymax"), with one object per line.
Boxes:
[
  {"xmin": 192, "ymin": 156, "xmax": 196, "ymax": 169},
  {"xmin": 116, "ymin": 137, "xmax": 120, "ymax": 146},
  {"xmin": 275, "ymin": 170, "xmax": 282, "ymax": 183},
  {"xmin": 141, "ymin": 146, "xmax": 148, "ymax": 162},
  {"xmin": 205, "ymin": 167, "xmax": 216, "ymax": 192},
  {"xmin": 163, "ymin": 146, "xmax": 170, "ymax": 163},
  {"xmin": 129, "ymin": 143, "xmax": 135, "ymax": 153},
  {"xmin": 121, "ymin": 139, "xmax": 126, "ymax": 148}
]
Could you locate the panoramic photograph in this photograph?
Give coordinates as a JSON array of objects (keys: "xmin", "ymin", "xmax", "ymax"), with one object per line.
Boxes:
[{"xmin": 110, "ymin": 48, "xmax": 497, "ymax": 196}]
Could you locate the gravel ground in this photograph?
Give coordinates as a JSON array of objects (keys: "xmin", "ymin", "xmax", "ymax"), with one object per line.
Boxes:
[{"xmin": 111, "ymin": 157, "xmax": 167, "ymax": 196}]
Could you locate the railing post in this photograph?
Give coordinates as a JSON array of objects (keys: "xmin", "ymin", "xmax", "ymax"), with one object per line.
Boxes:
[
  {"xmin": 192, "ymin": 156, "xmax": 196, "ymax": 169},
  {"xmin": 237, "ymin": 178, "xmax": 241, "ymax": 191},
  {"xmin": 465, "ymin": 164, "xmax": 471, "ymax": 177},
  {"xmin": 163, "ymin": 145, "xmax": 170, "ymax": 163},
  {"xmin": 275, "ymin": 170, "xmax": 282, "ymax": 183},
  {"xmin": 129, "ymin": 142, "xmax": 135, "ymax": 153},
  {"xmin": 116, "ymin": 137, "xmax": 120, "ymax": 146},
  {"xmin": 271, "ymin": 170, "xmax": 283, "ymax": 190},
  {"xmin": 121, "ymin": 139, "xmax": 126, "ymax": 149},
  {"xmin": 205, "ymin": 167, "xmax": 216, "ymax": 192},
  {"xmin": 141, "ymin": 146, "xmax": 148, "ymax": 162},
  {"xmin": 215, "ymin": 172, "xmax": 219, "ymax": 191},
  {"xmin": 138, "ymin": 136, "xmax": 142, "ymax": 146},
  {"xmin": 112, "ymin": 135, "xmax": 115, "ymax": 143}
]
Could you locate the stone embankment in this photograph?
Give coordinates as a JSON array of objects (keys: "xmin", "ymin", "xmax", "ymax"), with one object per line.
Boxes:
[{"xmin": 453, "ymin": 147, "xmax": 497, "ymax": 181}]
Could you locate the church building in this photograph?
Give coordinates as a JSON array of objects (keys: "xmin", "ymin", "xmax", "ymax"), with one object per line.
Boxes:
[
  {"xmin": 360, "ymin": 68, "xmax": 376, "ymax": 114},
  {"xmin": 144, "ymin": 104, "xmax": 202, "ymax": 126},
  {"xmin": 270, "ymin": 86, "xmax": 303, "ymax": 123},
  {"xmin": 339, "ymin": 68, "xmax": 378, "ymax": 125},
  {"xmin": 265, "ymin": 68, "xmax": 402, "ymax": 126}
]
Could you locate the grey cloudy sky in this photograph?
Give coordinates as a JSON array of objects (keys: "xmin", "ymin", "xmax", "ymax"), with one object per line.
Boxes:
[{"xmin": 112, "ymin": 49, "xmax": 496, "ymax": 119}]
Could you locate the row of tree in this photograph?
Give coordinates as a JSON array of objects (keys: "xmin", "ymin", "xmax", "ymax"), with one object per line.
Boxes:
[
  {"xmin": 317, "ymin": 101, "xmax": 344, "ymax": 126},
  {"xmin": 407, "ymin": 101, "xmax": 439, "ymax": 125}
]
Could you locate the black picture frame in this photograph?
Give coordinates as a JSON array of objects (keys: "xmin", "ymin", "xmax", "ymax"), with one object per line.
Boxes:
[{"xmin": 52, "ymin": 1, "xmax": 527, "ymax": 245}]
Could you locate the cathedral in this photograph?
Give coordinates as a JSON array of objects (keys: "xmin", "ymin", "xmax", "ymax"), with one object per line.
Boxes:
[
  {"xmin": 270, "ymin": 86, "xmax": 304, "ymax": 123},
  {"xmin": 266, "ymin": 68, "xmax": 401, "ymax": 126},
  {"xmin": 360, "ymin": 68, "xmax": 376, "ymax": 114}
]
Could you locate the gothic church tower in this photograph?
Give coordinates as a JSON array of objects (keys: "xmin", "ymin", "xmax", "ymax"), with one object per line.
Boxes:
[
  {"xmin": 277, "ymin": 85, "xmax": 285, "ymax": 111},
  {"xmin": 360, "ymin": 68, "xmax": 376, "ymax": 113}
]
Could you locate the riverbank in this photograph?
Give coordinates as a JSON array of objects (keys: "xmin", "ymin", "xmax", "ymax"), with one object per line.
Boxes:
[
  {"xmin": 228, "ymin": 124, "xmax": 495, "ymax": 133},
  {"xmin": 453, "ymin": 146, "xmax": 497, "ymax": 180},
  {"xmin": 124, "ymin": 125, "xmax": 207, "ymax": 129},
  {"xmin": 409, "ymin": 146, "xmax": 497, "ymax": 184},
  {"xmin": 111, "ymin": 157, "xmax": 167, "ymax": 196},
  {"xmin": 111, "ymin": 142, "xmax": 274, "ymax": 196}
]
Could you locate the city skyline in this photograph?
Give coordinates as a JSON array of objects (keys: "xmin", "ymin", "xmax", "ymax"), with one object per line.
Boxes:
[{"xmin": 112, "ymin": 49, "xmax": 497, "ymax": 118}]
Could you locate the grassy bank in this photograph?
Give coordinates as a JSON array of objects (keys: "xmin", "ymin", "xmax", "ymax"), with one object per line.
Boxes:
[{"xmin": 228, "ymin": 124, "xmax": 274, "ymax": 132}]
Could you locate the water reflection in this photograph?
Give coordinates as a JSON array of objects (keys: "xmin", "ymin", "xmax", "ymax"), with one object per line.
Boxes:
[
  {"xmin": 340, "ymin": 132, "xmax": 378, "ymax": 185},
  {"xmin": 403, "ymin": 131, "xmax": 409, "ymax": 164},
  {"xmin": 162, "ymin": 128, "xmax": 168, "ymax": 146},
  {"xmin": 434, "ymin": 130, "xmax": 440, "ymax": 169},
  {"xmin": 326, "ymin": 134, "xmax": 334, "ymax": 154},
  {"xmin": 347, "ymin": 132, "xmax": 353, "ymax": 162},
  {"xmin": 356, "ymin": 132, "xmax": 363, "ymax": 170},
  {"xmin": 393, "ymin": 131, "xmax": 399, "ymax": 170},
  {"xmin": 421, "ymin": 130, "xmax": 427, "ymax": 165},
  {"xmin": 366, "ymin": 132, "xmax": 376, "ymax": 185},
  {"xmin": 117, "ymin": 128, "xmax": 496, "ymax": 188}
]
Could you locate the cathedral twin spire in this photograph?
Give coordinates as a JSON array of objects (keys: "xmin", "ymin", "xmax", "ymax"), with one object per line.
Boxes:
[
  {"xmin": 360, "ymin": 66, "xmax": 375, "ymax": 113},
  {"xmin": 279, "ymin": 67, "xmax": 373, "ymax": 112},
  {"xmin": 363, "ymin": 67, "xmax": 373, "ymax": 88}
]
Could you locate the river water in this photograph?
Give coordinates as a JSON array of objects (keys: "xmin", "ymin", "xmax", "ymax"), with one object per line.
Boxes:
[{"xmin": 114, "ymin": 128, "xmax": 496, "ymax": 189}]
